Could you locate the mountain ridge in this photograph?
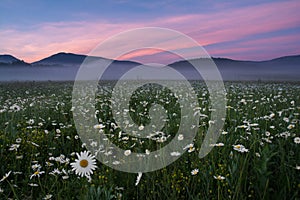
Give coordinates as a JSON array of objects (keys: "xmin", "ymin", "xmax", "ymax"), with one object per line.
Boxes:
[
  {"xmin": 1, "ymin": 52, "xmax": 299, "ymax": 66},
  {"xmin": 0, "ymin": 55, "xmax": 30, "ymax": 66},
  {"xmin": 0, "ymin": 52, "xmax": 299, "ymax": 81}
]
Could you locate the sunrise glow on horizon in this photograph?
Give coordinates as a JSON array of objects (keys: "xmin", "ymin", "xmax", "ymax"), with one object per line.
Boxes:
[{"xmin": 1, "ymin": 0, "xmax": 300, "ymax": 63}]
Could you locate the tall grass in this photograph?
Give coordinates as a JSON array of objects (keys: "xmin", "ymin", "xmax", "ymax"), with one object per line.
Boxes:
[{"xmin": 0, "ymin": 81, "xmax": 299, "ymax": 199}]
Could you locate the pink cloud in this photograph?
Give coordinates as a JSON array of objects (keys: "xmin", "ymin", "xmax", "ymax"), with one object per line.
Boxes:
[
  {"xmin": 117, "ymin": 48, "xmax": 184, "ymax": 64},
  {"xmin": 157, "ymin": 0, "xmax": 300, "ymax": 47},
  {"xmin": 0, "ymin": 21, "xmax": 141, "ymax": 62},
  {"xmin": 0, "ymin": 0, "xmax": 299, "ymax": 62},
  {"xmin": 117, "ymin": 48, "xmax": 165, "ymax": 60},
  {"xmin": 208, "ymin": 33, "xmax": 300, "ymax": 60}
]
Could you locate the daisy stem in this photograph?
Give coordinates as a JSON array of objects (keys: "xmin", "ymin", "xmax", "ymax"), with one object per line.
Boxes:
[
  {"xmin": 7, "ymin": 180, "xmax": 19, "ymax": 200},
  {"xmin": 217, "ymin": 182, "xmax": 220, "ymax": 200},
  {"xmin": 38, "ymin": 177, "xmax": 46, "ymax": 195},
  {"xmin": 49, "ymin": 176, "xmax": 58, "ymax": 191}
]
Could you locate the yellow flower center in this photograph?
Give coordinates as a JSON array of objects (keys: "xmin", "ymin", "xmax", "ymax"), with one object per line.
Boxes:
[
  {"xmin": 34, "ymin": 171, "xmax": 39, "ymax": 175},
  {"xmin": 80, "ymin": 159, "xmax": 89, "ymax": 168},
  {"xmin": 235, "ymin": 145, "xmax": 241, "ymax": 149}
]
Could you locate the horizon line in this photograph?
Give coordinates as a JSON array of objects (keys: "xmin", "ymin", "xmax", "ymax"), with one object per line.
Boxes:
[{"xmin": 1, "ymin": 51, "xmax": 299, "ymax": 64}]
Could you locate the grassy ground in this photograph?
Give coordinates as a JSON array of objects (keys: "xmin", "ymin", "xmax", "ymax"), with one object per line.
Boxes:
[{"xmin": 0, "ymin": 81, "xmax": 299, "ymax": 199}]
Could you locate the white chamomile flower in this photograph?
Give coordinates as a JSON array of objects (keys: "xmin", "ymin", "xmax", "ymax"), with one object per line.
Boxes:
[
  {"xmin": 93, "ymin": 124, "xmax": 105, "ymax": 129},
  {"xmin": 191, "ymin": 168, "xmax": 199, "ymax": 175},
  {"xmin": 28, "ymin": 183, "xmax": 38, "ymax": 187},
  {"xmin": 124, "ymin": 150, "xmax": 132, "ymax": 156},
  {"xmin": 43, "ymin": 194, "xmax": 53, "ymax": 200},
  {"xmin": 15, "ymin": 138, "xmax": 22, "ymax": 143},
  {"xmin": 9, "ymin": 144, "xmax": 20, "ymax": 151},
  {"xmin": 210, "ymin": 143, "xmax": 224, "ymax": 147},
  {"xmin": 0, "ymin": 171, "xmax": 12, "ymax": 182},
  {"xmin": 30, "ymin": 170, "xmax": 45, "ymax": 179},
  {"xmin": 145, "ymin": 149, "xmax": 150, "ymax": 155},
  {"xmin": 135, "ymin": 172, "xmax": 143, "ymax": 186},
  {"xmin": 138, "ymin": 125, "xmax": 144, "ymax": 131},
  {"xmin": 287, "ymin": 124, "xmax": 295, "ymax": 130},
  {"xmin": 70, "ymin": 151, "xmax": 97, "ymax": 178},
  {"xmin": 214, "ymin": 175, "xmax": 225, "ymax": 180},
  {"xmin": 177, "ymin": 134, "xmax": 184, "ymax": 141},
  {"xmin": 170, "ymin": 151, "xmax": 181, "ymax": 156},
  {"xmin": 184, "ymin": 143, "xmax": 195, "ymax": 153},
  {"xmin": 233, "ymin": 144, "xmax": 249, "ymax": 153},
  {"xmin": 294, "ymin": 137, "xmax": 300, "ymax": 144}
]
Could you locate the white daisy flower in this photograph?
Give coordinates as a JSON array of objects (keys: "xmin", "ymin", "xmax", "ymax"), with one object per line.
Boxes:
[
  {"xmin": 0, "ymin": 171, "xmax": 12, "ymax": 182},
  {"xmin": 170, "ymin": 151, "xmax": 181, "ymax": 157},
  {"xmin": 28, "ymin": 183, "xmax": 38, "ymax": 187},
  {"xmin": 30, "ymin": 170, "xmax": 45, "ymax": 179},
  {"xmin": 70, "ymin": 151, "xmax": 97, "ymax": 178},
  {"xmin": 294, "ymin": 137, "xmax": 300, "ymax": 144},
  {"xmin": 93, "ymin": 124, "xmax": 105, "ymax": 129},
  {"xmin": 112, "ymin": 161, "xmax": 121, "ymax": 165},
  {"xmin": 49, "ymin": 168, "xmax": 61, "ymax": 176},
  {"xmin": 177, "ymin": 134, "xmax": 184, "ymax": 140},
  {"xmin": 233, "ymin": 144, "xmax": 249, "ymax": 153},
  {"xmin": 215, "ymin": 143, "xmax": 224, "ymax": 147},
  {"xmin": 191, "ymin": 168, "xmax": 199, "ymax": 175},
  {"xmin": 210, "ymin": 143, "xmax": 224, "ymax": 147},
  {"xmin": 287, "ymin": 124, "xmax": 295, "ymax": 130},
  {"xmin": 10, "ymin": 104, "xmax": 21, "ymax": 112},
  {"xmin": 15, "ymin": 138, "xmax": 22, "ymax": 143},
  {"xmin": 145, "ymin": 149, "xmax": 150, "ymax": 155},
  {"xmin": 124, "ymin": 150, "xmax": 132, "ymax": 156},
  {"xmin": 31, "ymin": 164, "xmax": 41, "ymax": 170},
  {"xmin": 184, "ymin": 143, "xmax": 195, "ymax": 152},
  {"xmin": 138, "ymin": 125, "xmax": 144, "ymax": 131},
  {"xmin": 283, "ymin": 117, "xmax": 289, "ymax": 123},
  {"xmin": 214, "ymin": 175, "xmax": 225, "ymax": 180},
  {"xmin": 183, "ymin": 143, "xmax": 195, "ymax": 153},
  {"xmin": 135, "ymin": 172, "xmax": 143, "ymax": 186},
  {"xmin": 9, "ymin": 144, "xmax": 19, "ymax": 151},
  {"xmin": 43, "ymin": 194, "xmax": 53, "ymax": 200}
]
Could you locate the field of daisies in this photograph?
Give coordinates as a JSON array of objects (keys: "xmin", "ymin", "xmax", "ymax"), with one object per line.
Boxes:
[{"xmin": 0, "ymin": 81, "xmax": 299, "ymax": 199}]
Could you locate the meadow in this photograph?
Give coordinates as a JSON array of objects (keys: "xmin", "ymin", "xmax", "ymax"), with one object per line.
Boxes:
[{"xmin": 0, "ymin": 81, "xmax": 299, "ymax": 200}]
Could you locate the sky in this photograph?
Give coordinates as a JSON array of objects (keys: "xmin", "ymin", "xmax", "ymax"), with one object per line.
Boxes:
[{"xmin": 0, "ymin": 0, "xmax": 300, "ymax": 63}]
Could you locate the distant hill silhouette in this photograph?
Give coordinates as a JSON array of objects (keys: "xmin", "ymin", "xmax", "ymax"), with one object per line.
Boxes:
[
  {"xmin": 0, "ymin": 52, "xmax": 299, "ymax": 81},
  {"xmin": 0, "ymin": 55, "xmax": 30, "ymax": 66},
  {"xmin": 170, "ymin": 55, "xmax": 300, "ymax": 81},
  {"xmin": 32, "ymin": 52, "xmax": 88, "ymax": 66}
]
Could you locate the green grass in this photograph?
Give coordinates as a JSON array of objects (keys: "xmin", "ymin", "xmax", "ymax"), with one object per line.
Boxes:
[{"xmin": 0, "ymin": 81, "xmax": 299, "ymax": 199}]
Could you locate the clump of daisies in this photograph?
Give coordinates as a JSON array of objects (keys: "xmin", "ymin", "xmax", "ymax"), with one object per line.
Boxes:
[{"xmin": 70, "ymin": 151, "xmax": 97, "ymax": 179}]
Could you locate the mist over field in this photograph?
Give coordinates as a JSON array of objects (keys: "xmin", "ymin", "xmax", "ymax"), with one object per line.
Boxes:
[{"xmin": 0, "ymin": 53, "xmax": 299, "ymax": 81}]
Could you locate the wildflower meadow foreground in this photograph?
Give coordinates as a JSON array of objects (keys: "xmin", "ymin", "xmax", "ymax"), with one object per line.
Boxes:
[{"xmin": 0, "ymin": 81, "xmax": 299, "ymax": 199}]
